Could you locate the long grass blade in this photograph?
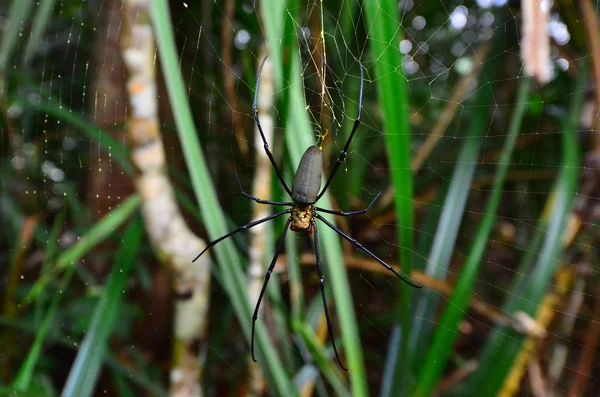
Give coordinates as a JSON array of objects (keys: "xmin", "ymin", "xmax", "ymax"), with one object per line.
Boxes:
[
  {"xmin": 408, "ymin": 30, "xmax": 503, "ymax": 383},
  {"xmin": 17, "ymin": 98, "xmax": 132, "ymax": 175},
  {"xmin": 150, "ymin": 1, "xmax": 293, "ymax": 394},
  {"xmin": 362, "ymin": 1, "xmax": 417, "ymax": 392},
  {"xmin": 414, "ymin": 78, "xmax": 532, "ymax": 396},
  {"xmin": 294, "ymin": 322, "xmax": 350, "ymax": 397},
  {"xmin": 61, "ymin": 216, "xmax": 144, "ymax": 397},
  {"xmin": 14, "ymin": 210, "xmax": 68, "ymax": 391},
  {"xmin": 26, "ymin": 195, "xmax": 141, "ymax": 302},
  {"xmin": 21, "ymin": 0, "xmax": 57, "ymax": 66},
  {"xmin": 463, "ymin": 63, "xmax": 585, "ymax": 396},
  {"xmin": 261, "ymin": 1, "xmax": 368, "ymax": 392},
  {"xmin": 14, "ymin": 269, "xmax": 74, "ymax": 392},
  {"xmin": 1, "ymin": 315, "xmax": 168, "ymax": 397},
  {"xmin": 0, "ymin": 0, "xmax": 34, "ymax": 77}
]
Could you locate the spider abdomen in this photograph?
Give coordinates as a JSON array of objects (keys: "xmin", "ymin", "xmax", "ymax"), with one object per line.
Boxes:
[{"xmin": 292, "ymin": 145, "xmax": 322, "ymax": 205}]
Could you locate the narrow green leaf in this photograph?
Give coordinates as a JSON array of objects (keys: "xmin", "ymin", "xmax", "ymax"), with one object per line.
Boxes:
[
  {"xmin": 0, "ymin": 317, "xmax": 168, "ymax": 397},
  {"xmin": 380, "ymin": 324, "xmax": 401, "ymax": 397},
  {"xmin": 0, "ymin": 0, "xmax": 34, "ymax": 75},
  {"xmin": 463, "ymin": 64, "xmax": 585, "ymax": 396},
  {"xmin": 34, "ymin": 209, "xmax": 67, "ymax": 326},
  {"xmin": 414, "ymin": 78, "xmax": 531, "ymax": 396},
  {"xmin": 294, "ymin": 323, "xmax": 350, "ymax": 397},
  {"xmin": 26, "ymin": 195, "xmax": 141, "ymax": 302},
  {"xmin": 408, "ymin": 117, "xmax": 484, "ymax": 355},
  {"xmin": 261, "ymin": 2, "xmax": 368, "ymax": 393},
  {"xmin": 21, "ymin": 0, "xmax": 57, "ymax": 66},
  {"xmin": 15, "ymin": 269, "xmax": 74, "ymax": 393},
  {"xmin": 110, "ymin": 370, "xmax": 136, "ymax": 397},
  {"xmin": 62, "ymin": 183, "xmax": 90, "ymax": 229},
  {"xmin": 104, "ymin": 355, "xmax": 168, "ymax": 397},
  {"xmin": 17, "ymin": 98, "xmax": 132, "ymax": 175},
  {"xmin": 150, "ymin": 2, "xmax": 293, "ymax": 394},
  {"xmin": 408, "ymin": 31, "xmax": 503, "ymax": 380},
  {"xmin": 14, "ymin": 211, "xmax": 69, "ymax": 391},
  {"xmin": 62, "ymin": 216, "xmax": 144, "ymax": 397},
  {"xmin": 363, "ymin": 1, "xmax": 415, "ymax": 392},
  {"xmin": 413, "ymin": 185, "xmax": 448, "ymax": 272}
]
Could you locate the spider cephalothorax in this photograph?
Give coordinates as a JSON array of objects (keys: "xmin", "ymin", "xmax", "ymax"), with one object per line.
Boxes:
[
  {"xmin": 193, "ymin": 56, "xmax": 421, "ymax": 371},
  {"xmin": 290, "ymin": 205, "xmax": 314, "ymax": 233}
]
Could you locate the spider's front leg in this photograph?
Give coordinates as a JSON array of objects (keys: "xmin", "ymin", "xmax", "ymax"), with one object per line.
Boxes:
[
  {"xmin": 253, "ymin": 56, "xmax": 293, "ymax": 197},
  {"xmin": 312, "ymin": 221, "xmax": 348, "ymax": 370},
  {"xmin": 315, "ymin": 61, "xmax": 364, "ymax": 202},
  {"xmin": 234, "ymin": 171, "xmax": 292, "ymax": 206}
]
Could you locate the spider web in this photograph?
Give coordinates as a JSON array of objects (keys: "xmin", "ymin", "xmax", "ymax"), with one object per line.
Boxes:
[
  {"xmin": 2, "ymin": 0, "xmax": 599, "ymax": 395},
  {"xmin": 155, "ymin": 1, "xmax": 600, "ymax": 393}
]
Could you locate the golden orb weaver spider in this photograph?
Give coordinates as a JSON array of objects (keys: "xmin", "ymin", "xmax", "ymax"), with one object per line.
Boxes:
[{"xmin": 193, "ymin": 56, "xmax": 422, "ymax": 370}]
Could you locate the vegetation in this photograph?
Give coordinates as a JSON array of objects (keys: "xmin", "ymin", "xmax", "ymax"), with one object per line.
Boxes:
[{"xmin": 1, "ymin": 0, "xmax": 599, "ymax": 396}]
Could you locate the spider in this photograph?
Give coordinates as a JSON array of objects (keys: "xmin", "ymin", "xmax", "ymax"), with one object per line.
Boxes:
[{"xmin": 193, "ymin": 56, "xmax": 422, "ymax": 370}]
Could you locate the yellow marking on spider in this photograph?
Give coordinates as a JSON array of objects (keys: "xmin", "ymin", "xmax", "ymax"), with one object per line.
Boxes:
[{"xmin": 318, "ymin": 128, "xmax": 329, "ymax": 150}]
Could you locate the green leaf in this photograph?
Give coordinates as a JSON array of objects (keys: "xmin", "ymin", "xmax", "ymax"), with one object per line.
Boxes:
[
  {"xmin": 1, "ymin": 316, "xmax": 168, "ymax": 397},
  {"xmin": 21, "ymin": 0, "xmax": 58, "ymax": 66},
  {"xmin": 14, "ymin": 211, "xmax": 69, "ymax": 391},
  {"xmin": 408, "ymin": 27, "xmax": 507, "ymax": 390},
  {"xmin": 62, "ymin": 216, "xmax": 144, "ymax": 397},
  {"xmin": 261, "ymin": 1, "xmax": 367, "ymax": 393},
  {"xmin": 26, "ymin": 195, "xmax": 141, "ymax": 302},
  {"xmin": 463, "ymin": 62, "xmax": 585, "ymax": 397},
  {"xmin": 17, "ymin": 98, "xmax": 132, "ymax": 175},
  {"xmin": 414, "ymin": 78, "xmax": 532, "ymax": 396},
  {"xmin": 0, "ymin": 0, "xmax": 35, "ymax": 75},
  {"xmin": 150, "ymin": 1, "xmax": 293, "ymax": 394},
  {"xmin": 363, "ymin": 1, "xmax": 415, "ymax": 392},
  {"xmin": 294, "ymin": 322, "xmax": 350, "ymax": 397}
]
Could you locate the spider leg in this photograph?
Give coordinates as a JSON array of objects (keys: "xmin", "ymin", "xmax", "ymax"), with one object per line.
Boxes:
[
  {"xmin": 235, "ymin": 171, "xmax": 292, "ymax": 206},
  {"xmin": 253, "ymin": 56, "xmax": 293, "ymax": 197},
  {"xmin": 316, "ymin": 191, "xmax": 381, "ymax": 217},
  {"xmin": 251, "ymin": 218, "xmax": 292, "ymax": 362},
  {"xmin": 315, "ymin": 214, "xmax": 422, "ymax": 288},
  {"xmin": 313, "ymin": 221, "xmax": 348, "ymax": 371},
  {"xmin": 315, "ymin": 61, "xmax": 364, "ymax": 202},
  {"xmin": 192, "ymin": 209, "xmax": 291, "ymax": 262}
]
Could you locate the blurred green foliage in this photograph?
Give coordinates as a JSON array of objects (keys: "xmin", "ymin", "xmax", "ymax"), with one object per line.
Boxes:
[{"xmin": 0, "ymin": 0, "xmax": 596, "ymax": 396}]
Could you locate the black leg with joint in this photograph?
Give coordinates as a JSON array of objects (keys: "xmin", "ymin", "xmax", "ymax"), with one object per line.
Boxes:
[
  {"xmin": 251, "ymin": 218, "xmax": 292, "ymax": 362},
  {"xmin": 315, "ymin": 214, "xmax": 422, "ymax": 288},
  {"xmin": 253, "ymin": 56, "xmax": 293, "ymax": 197},
  {"xmin": 316, "ymin": 191, "xmax": 381, "ymax": 217},
  {"xmin": 235, "ymin": 171, "xmax": 292, "ymax": 206},
  {"xmin": 315, "ymin": 61, "xmax": 365, "ymax": 202},
  {"xmin": 192, "ymin": 209, "xmax": 290, "ymax": 262},
  {"xmin": 313, "ymin": 221, "xmax": 348, "ymax": 371}
]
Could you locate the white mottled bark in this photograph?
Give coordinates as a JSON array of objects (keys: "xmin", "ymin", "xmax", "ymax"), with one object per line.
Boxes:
[{"xmin": 121, "ymin": 1, "xmax": 210, "ymax": 396}]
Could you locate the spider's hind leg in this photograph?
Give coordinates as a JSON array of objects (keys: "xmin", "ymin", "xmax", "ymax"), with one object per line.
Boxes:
[
  {"xmin": 313, "ymin": 221, "xmax": 348, "ymax": 371},
  {"xmin": 251, "ymin": 218, "xmax": 292, "ymax": 362},
  {"xmin": 315, "ymin": 213, "xmax": 422, "ymax": 288}
]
